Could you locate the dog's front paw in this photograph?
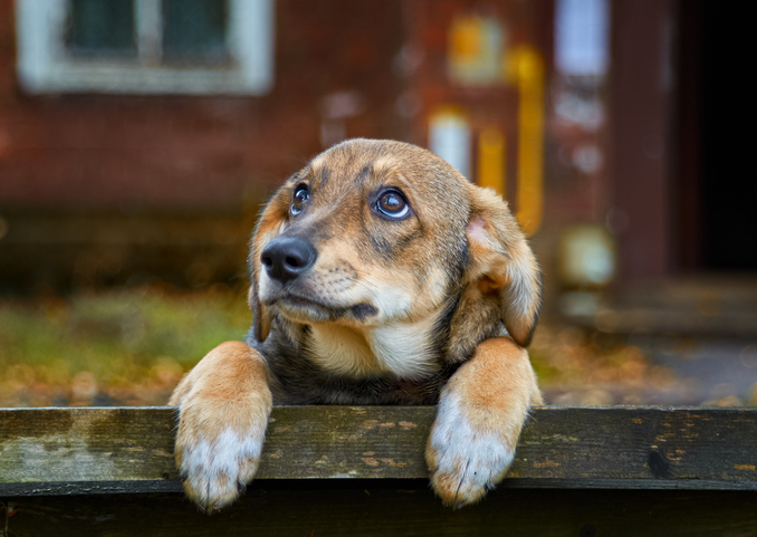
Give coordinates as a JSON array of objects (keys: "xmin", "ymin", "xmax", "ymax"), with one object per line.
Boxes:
[
  {"xmin": 170, "ymin": 341, "xmax": 273, "ymax": 513},
  {"xmin": 175, "ymin": 399, "xmax": 270, "ymax": 512},
  {"xmin": 426, "ymin": 392, "xmax": 516, "ymax": 508}
]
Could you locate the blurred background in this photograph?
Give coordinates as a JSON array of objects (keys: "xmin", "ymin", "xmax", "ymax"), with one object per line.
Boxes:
[{"xmin": 1, "ymin": 0, "xmax": 755, "ymax": 407}]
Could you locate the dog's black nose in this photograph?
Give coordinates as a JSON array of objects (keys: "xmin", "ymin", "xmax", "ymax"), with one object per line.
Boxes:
[{"xmin": 261, "ymin": 237, "xmax": 317, "ymax": 284}]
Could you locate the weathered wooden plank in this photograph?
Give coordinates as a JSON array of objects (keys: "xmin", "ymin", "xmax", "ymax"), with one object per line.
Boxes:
[
  {"xmin": 1, "ymin": 406, "xmax": 756, "ymax": 496},
  {"xmin": 3, "ymin": 488, "xmax": 757, "ymax": 536}
]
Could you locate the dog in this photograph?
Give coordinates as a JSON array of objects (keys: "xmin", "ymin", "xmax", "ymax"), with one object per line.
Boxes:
[{"xmin": 169, "ymin": 138, "xmax": 543, "ymax": 512}]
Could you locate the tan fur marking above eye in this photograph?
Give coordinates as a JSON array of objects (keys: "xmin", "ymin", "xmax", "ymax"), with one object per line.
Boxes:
[
  {"xmin": 371, "ymin": 156, "xmax": 402, "ymax": 176},
  {"xmin": 309, "ymin": 153, "xmax": 326, "ymax": 172}
]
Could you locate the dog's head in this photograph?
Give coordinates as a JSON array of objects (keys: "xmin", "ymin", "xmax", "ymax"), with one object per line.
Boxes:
[{"xmin": 249, "ymin": 139, "xmax": 540, "ymax": 360}]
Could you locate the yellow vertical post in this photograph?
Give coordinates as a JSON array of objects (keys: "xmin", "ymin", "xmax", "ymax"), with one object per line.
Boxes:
[
  {"xmin": 477, "ymin": 128, "xmax": 506, "ymax": 198},
  {"xmin": 509, "ymin": 45, "xmax": 545, "ymax": 236}
]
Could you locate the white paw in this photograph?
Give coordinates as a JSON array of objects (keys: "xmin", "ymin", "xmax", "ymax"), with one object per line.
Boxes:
[
  {"xmin": 426, "ymin": 392, "xmax": 515, "ymax": 507},
  {"xmin": 174, "ymin": 391, "xmax": 271, "ymax": 513},
  {"xmin": 177, "ymin": 424, "xmax": 266, "ymax": 512}
]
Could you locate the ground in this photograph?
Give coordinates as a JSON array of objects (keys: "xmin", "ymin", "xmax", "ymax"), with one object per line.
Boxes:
[{"xmin": 0, "ymin": 287, "xmax": 754, "ymax": 407}]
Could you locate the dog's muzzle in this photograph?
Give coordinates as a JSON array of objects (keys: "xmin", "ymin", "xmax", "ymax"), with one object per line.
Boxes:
[{"xmin": 261, "ymin": 236, "xmax": 318, "ymax": 284}]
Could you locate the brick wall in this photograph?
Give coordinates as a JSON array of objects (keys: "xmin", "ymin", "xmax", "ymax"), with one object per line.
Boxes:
[{"xmin": 0, "ymin": 0, "xmax": 406, "ymax": 211}]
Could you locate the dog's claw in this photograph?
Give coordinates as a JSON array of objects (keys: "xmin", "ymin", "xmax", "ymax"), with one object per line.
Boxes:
[{"xmin": 198, "ymin": 499, "xmax": 223, "ymax": 516}]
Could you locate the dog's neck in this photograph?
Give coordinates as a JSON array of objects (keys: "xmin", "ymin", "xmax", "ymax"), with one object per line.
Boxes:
[{"xmin": 307, "ymin": 315, "xmax": 440, "ymax": 380}]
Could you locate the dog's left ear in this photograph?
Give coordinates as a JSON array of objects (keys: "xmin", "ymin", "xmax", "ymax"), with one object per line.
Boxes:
[
  {"xmin": 248, "ymin": 192, "xmax": 290, "ymax": 342},
  {"xmin": 466, "ymin": 186, "xmax": 542, "ymax": 347}
]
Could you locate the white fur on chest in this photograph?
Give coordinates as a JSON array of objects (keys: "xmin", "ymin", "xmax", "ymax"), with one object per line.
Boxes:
[{"xmin": 308, "ymin": 317, "xmax": 438, "ymax": 379}]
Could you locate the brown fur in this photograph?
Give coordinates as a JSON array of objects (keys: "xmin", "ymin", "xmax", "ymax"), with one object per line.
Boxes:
[
  {"xmin": 170, "ymin": 139, "xmax": 542, "ymax": 512},
  {"xmin": 170, "ymin": 341, "xmax": 272, "ymax": 510},
  {"xmin": 426, "ymin": 337, "xmax": 542, "ymax": 505}
]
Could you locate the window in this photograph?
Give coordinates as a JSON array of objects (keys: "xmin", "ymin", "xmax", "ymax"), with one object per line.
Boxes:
[{"xmin": 15, "ymin": 0, "xmax": 274, "ymax": 95}]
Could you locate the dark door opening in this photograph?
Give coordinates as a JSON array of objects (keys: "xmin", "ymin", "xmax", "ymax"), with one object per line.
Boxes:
[{"xmin": 678, "ymin": 0, "xmax": 757, "ymax": 273}]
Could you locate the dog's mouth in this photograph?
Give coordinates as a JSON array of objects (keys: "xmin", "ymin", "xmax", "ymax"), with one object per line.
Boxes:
[
  {"xmin": 274, "ymin": 294, "xmax": 332, "ymax": 320},
  {"xmin": 266, "ymin": 292, "xmax": 378, "ymax": 324}
]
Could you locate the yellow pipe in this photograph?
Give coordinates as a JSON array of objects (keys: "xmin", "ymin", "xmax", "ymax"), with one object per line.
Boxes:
[
  {"xmin": 477, "ymin": 128, "xmax": 506, "ymax": 198},
  {"xmin": 509, "ymin": 45, "xmax": 545, "ymax": 236}
]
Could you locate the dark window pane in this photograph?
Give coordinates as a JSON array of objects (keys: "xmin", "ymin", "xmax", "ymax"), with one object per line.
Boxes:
[
  {"xmin": 68, "ymin": 0, "xmax": 137, "ymax": 56},
  {"xmin": 162, "ymin": 0, "xmax": 229, "ymax": 64}
]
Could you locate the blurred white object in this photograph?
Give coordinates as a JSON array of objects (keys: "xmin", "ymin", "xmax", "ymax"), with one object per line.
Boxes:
[
  {"xmin": 429, "ymin": 107, "xmax": 472, "ymax": 180},
  {"xmin": 559, "ymin": 224, "xmax": 616, "ymax": 287},
  {"xmin": 554, "ymin": 0, "xmax": 610, "ymax": 77}
]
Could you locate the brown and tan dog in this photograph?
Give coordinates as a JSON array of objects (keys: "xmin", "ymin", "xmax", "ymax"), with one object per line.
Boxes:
[{"xmin": 170, "ymin": 138, "xmax": 543, "ymax": 512}]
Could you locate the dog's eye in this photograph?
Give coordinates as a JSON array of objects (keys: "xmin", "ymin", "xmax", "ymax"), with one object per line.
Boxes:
[
  {"xmin": 291, "ymin": 184, "xmax": 310, "ymax": 216},
  {"xmin": 374, "ymin": 189, "xmax": 411, "ymax": 219}
]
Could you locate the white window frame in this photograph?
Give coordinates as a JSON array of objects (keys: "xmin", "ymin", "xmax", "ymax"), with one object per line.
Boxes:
[{"xmin": 15, "ymin": 0, "xmax": 274, "ymax": 95}]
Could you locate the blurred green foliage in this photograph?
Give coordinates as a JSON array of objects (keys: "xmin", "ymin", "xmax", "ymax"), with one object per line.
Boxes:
[{"xmin": 0, "ymin": 286, "xmax": 250, "ymax": 406}]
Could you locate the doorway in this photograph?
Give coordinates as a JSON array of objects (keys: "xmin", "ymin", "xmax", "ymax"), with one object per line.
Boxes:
[{"xmin": 677, "ymin": 0, "xmax": 757, "ymax": 273}]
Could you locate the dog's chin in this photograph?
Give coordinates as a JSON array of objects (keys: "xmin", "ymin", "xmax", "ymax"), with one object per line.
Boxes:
[
  {"xmin": 273, "ymin": 296, "xmax": 335, "ymax": 323},
  {"xmin": 267, "ymin": 294, "xmax": 379, "ymax": 325}
]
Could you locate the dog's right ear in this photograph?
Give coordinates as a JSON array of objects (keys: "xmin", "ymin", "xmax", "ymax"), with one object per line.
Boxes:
[{"xmin": 248, "ymin": 191, "xmax": 289, "ymax": 342}]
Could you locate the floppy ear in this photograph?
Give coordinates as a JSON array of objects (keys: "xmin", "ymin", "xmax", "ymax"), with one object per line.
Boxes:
[
  {"xmin": 248, "ymin": 192, "xmax": 289, "ymax": 342},
  {"xmin": 465, "ymin": 186, "xmax": 542, "ymax": 347}
]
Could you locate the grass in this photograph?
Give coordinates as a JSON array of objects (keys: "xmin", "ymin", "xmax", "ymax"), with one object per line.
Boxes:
[{"xmin": 0, "ymin": 285, "xmax": 251, "ymax": 406}]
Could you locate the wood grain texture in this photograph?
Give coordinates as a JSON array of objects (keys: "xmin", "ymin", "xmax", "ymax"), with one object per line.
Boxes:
[{"xmin": 1, "ymin": 406, "xmax": 756, "ymax": 496}]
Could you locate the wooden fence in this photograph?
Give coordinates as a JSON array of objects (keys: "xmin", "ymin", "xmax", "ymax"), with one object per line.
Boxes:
[{"xmin": 1, "ymin": 406, "xmax": 756, "ymax": 536}]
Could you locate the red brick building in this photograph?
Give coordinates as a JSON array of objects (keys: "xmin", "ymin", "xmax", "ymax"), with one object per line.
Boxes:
[{"xmin": 0, "ymin": 0, "xmax": 755, "ymax": 322}]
